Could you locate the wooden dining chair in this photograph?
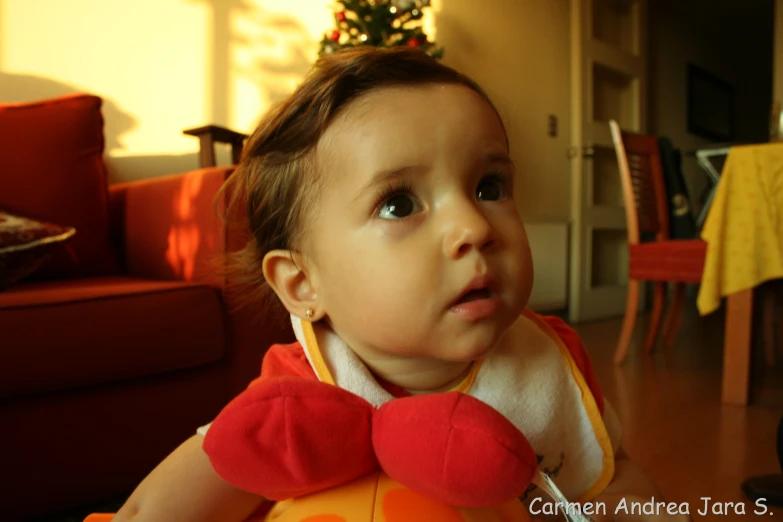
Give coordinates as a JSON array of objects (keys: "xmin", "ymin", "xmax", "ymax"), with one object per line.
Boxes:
[{"xmin": 609, "ymin": 120, "xmax": 708, "ymax": 364}]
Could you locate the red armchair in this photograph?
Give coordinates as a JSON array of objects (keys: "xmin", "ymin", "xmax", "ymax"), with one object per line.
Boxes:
[{"xmin": 0, "ymin": 97, "xmax": 292, "ymax": 521}]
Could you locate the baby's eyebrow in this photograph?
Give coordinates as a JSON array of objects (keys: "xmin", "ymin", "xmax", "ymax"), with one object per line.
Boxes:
[
  {"xmin": 369, "ymin": 165, "xmax": 419, "ymax": 187},
  {"xmin": 354, "ymin": 165, "xmax": 421, "ymax": 201},
  {"xmin": 485, "ymin": 152, "xmax": 514, "ymax": 166},
  {"xmin": 353, "ymin": 152, "xmax": 513, "ymax": 201}
]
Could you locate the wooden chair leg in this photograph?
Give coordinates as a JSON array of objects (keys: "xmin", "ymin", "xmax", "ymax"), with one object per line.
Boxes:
[
  {"xmin": 643, "ymin": 282, "xmax": 667, "ymax": 353},
  {"xmin": 777, "ymin": 287, "xmax": 783, "ymax": 362},
  {"xmin": 615, "ymin": 280, "xmax": 640, "ymax": 365},
  {"xmin": 763, "ymin": 284, "xmax": 777, "ymax": 366},
  {"xmin": 662, "ymin": 282, "xmax": 686, "ymax": 348}
]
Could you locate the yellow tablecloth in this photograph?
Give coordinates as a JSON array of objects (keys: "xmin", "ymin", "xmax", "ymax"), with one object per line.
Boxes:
[{"xmin": 697, "ymin": 143, "xmax": 783, "ymax": 316}]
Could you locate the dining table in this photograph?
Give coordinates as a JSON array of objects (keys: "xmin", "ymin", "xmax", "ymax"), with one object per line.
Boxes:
[{"xmin": 696, "ymin": 141, "xmax": 783, "ymax": 406}]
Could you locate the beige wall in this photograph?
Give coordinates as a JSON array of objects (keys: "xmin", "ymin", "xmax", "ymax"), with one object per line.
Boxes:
[
  {"xmin": 648, "ymin": 0, "xmax": 773, "ymax": 217},
  {"xmin": 0, "ymin": 0, "xmax": 332, "ymax": 182},
  {"xmin": 436, "ymin": 0, "xmax": 572, "ymax": 221},
  {"xmin": 0, "ymin": 0, "xmax": 572, "ymax": 222}
]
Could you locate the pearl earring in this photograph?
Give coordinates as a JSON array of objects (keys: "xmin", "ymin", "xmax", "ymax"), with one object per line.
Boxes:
[{"xmin": 305, "ymin": 308, "xmax": 314, "ymax": 319}]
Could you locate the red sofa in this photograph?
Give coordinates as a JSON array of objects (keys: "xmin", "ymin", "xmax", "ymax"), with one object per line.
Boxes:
[{"xmin": 0, "ymin": 96, "xmax": 292, "ymax": 520}]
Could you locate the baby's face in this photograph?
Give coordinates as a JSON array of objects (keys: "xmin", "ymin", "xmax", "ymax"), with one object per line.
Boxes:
[{"xmin": 308, "ymin": 83, "xmax": 533, "ymax": 368}]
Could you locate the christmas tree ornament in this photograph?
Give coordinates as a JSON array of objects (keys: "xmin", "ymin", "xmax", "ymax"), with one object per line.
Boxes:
[
  {"xmin": 393, "ymin": 0, "xmax": 416, "ymax": 9},
  {"xmin": 318, "ymin": 0, "xmax": 444, "ymax": 60}
]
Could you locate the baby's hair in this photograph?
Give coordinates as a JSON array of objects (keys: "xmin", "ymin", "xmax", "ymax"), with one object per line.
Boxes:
[{"xmin": 220, "ymin": 46, "xmax": 503, "ymax": 313}]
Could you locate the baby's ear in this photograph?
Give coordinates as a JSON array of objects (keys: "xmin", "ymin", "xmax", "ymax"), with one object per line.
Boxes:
[{"xmin": 262, "ymin": 249, "xmax": 320, "ymax": 320}]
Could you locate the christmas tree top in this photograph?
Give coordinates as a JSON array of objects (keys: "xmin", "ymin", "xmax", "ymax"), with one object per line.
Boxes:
[{"xmin": 319, "ymin": 0, "xmax": 443, "ymax": 60}]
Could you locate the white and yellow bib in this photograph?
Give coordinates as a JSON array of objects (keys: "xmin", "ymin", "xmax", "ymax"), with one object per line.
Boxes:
[{"xmin": 291, "ymin": 310, "xmax": 622, "ymax": 503}]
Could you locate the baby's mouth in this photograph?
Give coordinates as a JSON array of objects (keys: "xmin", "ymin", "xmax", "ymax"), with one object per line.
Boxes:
[
  {"xmin": 448, "ymin": 282, "xmax": 500, "ymax": 320},
  {"xmin": 455, "ymin": 288, "xmax": 492, "ymax": 304}
]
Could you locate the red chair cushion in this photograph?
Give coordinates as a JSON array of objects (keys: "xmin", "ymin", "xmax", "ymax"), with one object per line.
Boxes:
[
  {"xmin": 628, "ymin": 239, "xmax": 707, "ymax": 283},
  {"xmin": 0, "ymin": 94, "xmax": 116, "ymax": 278}
]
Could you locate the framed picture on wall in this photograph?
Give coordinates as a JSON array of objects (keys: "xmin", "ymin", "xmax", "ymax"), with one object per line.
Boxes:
[{"xmin": 687, "ymin": 63, "xmax": 735, "ymax": 142}]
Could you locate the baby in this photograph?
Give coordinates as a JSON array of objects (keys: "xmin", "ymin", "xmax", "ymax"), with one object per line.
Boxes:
[{"xmin": 115, "ymin": 46, "xmax": 689, "ymax": 522}]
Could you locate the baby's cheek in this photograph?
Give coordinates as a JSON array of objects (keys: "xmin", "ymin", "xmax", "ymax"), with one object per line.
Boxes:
[{"xmin": 512, "ymin": 239, "xmax": 534, "ymax": 284}]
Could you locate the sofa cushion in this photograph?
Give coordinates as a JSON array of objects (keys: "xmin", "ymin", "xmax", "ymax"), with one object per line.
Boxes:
[
  {"xmin": 0, "ymin": 210, "xmax": 76, "ymax": 289},
  {"xmin": 0, "ymin": 276, "xmax": 226, "ymax": 399},
  {"xmin": 0, "ymin": 94, "xmax": 116, "ymax": 278}
]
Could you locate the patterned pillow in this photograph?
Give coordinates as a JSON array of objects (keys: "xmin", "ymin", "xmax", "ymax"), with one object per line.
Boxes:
[
  {"xmin": 0, "ymin": 94, "xmax": 115, "ymax": 278},
  {"xmin": 0, "ymin": 211, "xmax": 76, "ymax": 289}
]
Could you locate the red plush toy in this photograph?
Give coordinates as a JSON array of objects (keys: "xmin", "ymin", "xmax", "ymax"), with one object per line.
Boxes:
[{"xmin": 203, "ymin": 377, "xmax": 539, "ymax": 521}]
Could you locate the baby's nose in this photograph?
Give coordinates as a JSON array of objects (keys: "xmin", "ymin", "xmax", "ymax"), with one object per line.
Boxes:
[{"xmin": 443, "ymin": 204, "xmax": 495, "ymax": 258}]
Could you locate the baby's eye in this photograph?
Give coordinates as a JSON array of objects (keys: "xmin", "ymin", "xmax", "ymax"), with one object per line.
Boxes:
[
  {"xmin": 378, "ymin": 193, "xmax": 420, "ymax": 219},
  {"xmin": 476, "ymin": 174, "xmax": 510, "ymax": 201}
]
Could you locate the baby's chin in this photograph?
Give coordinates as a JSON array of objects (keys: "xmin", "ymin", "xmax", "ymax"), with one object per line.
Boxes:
[
  {"xmin": 381, "ymin": 340, "xmax": 495, "ymax": 363},
  {"xmin": 436, "ymin": 334, "xmax": 506, "ymax": 362},
  {"xmin": 368, "ymin": 310, "xmax": 521, "ymax": 361},
  {"xmin": 448, "ymin": 318, "xmax": 519, "ymax": 358}
]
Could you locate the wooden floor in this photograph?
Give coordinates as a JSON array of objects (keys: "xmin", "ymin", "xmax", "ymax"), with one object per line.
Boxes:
[{"xmin": 574, "ymin": 299, "xmax": 783, "ymax": 521}]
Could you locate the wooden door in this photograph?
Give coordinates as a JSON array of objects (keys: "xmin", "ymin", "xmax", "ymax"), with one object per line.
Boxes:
[{"xmin": 568, "ymin": 0, "xmax": 648, "ymax": 323}]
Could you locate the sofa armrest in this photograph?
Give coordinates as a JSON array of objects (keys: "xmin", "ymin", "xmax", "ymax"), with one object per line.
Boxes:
[
  {"xmin": 109, "ymin": 166, "xmax": 294, "ymax": 395},
  {"xmin": 109, "ymin": 166, "xmax": 235, "ymax": 285}
]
